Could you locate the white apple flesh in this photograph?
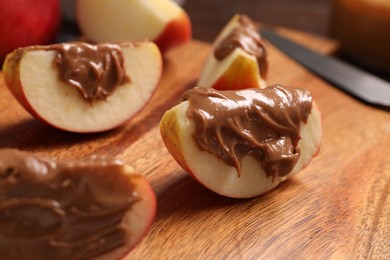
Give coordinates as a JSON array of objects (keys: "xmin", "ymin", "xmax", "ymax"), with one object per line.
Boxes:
[
  {"xmin": 160, "ymin": 93, "xmax": 322, "ymax": 198},
  {"xmin": 3, "ymin": 41, "xmax": 162, "ymax": 133},
  {"xmin": 77, "ymin": 0, "xmax": 192, "ymax": 52}
]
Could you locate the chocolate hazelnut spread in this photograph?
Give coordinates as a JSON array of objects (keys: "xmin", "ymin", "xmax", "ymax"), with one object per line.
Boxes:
[
  {"xmin": 0, "ymin": 149, "xmax": 139, "ymax": 260},
  {"xmin": 182, "ymin": 85, "xmax": 313, "ymax": 179},
  {"xmin": 17, "ymin": 42, "xmax": 131, "ymax": 102},
  {"xmin": 214, "ymin": 15, "xmax": 268, "ymax": 77}
]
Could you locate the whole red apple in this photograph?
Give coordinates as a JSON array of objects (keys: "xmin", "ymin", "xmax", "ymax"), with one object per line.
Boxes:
[{"xmin": 0, "ymin": 0, "xmax": 61, "ymax": 64}]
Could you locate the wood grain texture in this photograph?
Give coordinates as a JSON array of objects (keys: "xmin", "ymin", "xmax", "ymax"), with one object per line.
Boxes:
[{"xmin": 0, "ymin": 30, "xmax": 389, "ymax": 259}]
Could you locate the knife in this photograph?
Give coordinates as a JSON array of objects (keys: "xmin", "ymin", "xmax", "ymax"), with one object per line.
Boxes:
[{"xmin": 260, "ymin": 28, "xmax": 390, "ymax": 108}]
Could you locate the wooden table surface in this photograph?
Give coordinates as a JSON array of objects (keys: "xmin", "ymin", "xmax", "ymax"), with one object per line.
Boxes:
[{"xmin": 1, "ymin": 24, "xmax": 389, "ymax": 259}]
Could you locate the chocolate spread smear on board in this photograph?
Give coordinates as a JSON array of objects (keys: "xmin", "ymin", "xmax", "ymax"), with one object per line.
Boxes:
[
  {"xmin": 214, "ymin": 15, "xmax": 268, "ymax": 77},
  {"xmin": 182, "ymin": 85, "xmax": 313, "ymax": 179},
  {"xmin": 22, "ymin": 42, "xmax": 131, "ymax": 102},
  {"xmin": 0, "ymin": 149, "xmax": 139, "ymax": 260}
]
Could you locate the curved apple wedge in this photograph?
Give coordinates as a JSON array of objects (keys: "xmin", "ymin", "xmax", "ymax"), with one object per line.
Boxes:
[
  {"xmin": 198, "ymin": 14, "xmax": 268, "ymax": 90},
  {"xmin": 77, "ymin": 0, "xmax": 192, "ymax": 52},
  {"xmin": 3, "ymin": 41, "xmax": 162, "ymax": 133},
  {"xmin": 0, "ymin": 149, "xmax": 156, "ymax": 259},
  {"xmin": 160, "ymin": 86, "xmax": 322, "ymax": 198}
]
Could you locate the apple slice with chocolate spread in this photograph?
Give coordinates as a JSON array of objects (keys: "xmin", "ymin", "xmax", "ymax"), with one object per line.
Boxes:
[
  {"xmin": 198, "ymin": 14, "xmax": 268, "ymax": 90},
  {"xmin": 2, "ymin": 41, "xmax": 162, "ymax": 133},
  {"xmin": 0, "ymin": 149, "xmax": 156, "ymax": 259},
  {"xmin": 160, "ymin": 86, "xmax": 322, "ymax": 198}
]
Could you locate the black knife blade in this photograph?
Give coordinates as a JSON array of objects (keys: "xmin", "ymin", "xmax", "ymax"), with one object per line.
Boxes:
[{"xmin": 260, "ymin": 28, "xmax": 390, "ymax": 107}]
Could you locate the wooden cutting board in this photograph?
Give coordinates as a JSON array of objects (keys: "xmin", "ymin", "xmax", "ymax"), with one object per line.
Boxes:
[{"xmin": 0, "ymin": 29, "xmax": 389, "ymax": 259}]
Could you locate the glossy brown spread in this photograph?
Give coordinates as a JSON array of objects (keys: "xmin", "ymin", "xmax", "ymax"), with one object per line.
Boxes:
[
  {"xmin": 182, "ymin": 85, "xmax": 313, "ymax": 179},
  {"xmin": 214, "ymin": 15, "xmax": 268, "ymax": 77},
  {"xmin": 22, "ymin": 42, "xmax": 131, "ymax": 102},
  {"xmin": 0, "ymin": 149, "xmax": 139, "ymax": 260}
]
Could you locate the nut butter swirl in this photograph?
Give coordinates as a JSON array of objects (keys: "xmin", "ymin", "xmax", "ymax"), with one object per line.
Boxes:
[
  {"xmin": 0, "ymin": 149, "xmax": 139, "ymax": 260},
  {"xmin": 214, "ymin": 15, "xmax": 268, "ymax": 77},
  {"xmin": 19, "ymin": 42, "xmax": 131, "ymax": 102},
  {"xmin": 52, "ymin": 42, "xmax": 131, "ymax": 102},
  {"xmin": 182, "ymin": 85, "xmax": 313, "ymax": 179}
]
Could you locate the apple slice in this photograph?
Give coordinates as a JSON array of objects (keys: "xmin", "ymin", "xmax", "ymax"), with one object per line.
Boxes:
[
  {"xmin": 198, "ymin": 14, "xmax": 268, "ymax": 90},
  {"xmin": 160, "ymin": 86, "xmax": 322, "ymax": 198},
  {"xmin": 3, "ymin": 41, "xmax": 162, "ymax": 133},
  {"xmin": 76, "ymin": 0, "xmax": 192, "ymax": 52},
  {"xmin": 0, "ymin": 148, "xmax": 156, "ymax": 259}
]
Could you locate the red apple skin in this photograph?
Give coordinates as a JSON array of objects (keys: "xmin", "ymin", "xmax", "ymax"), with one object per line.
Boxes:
[
  {"xmin": 129, "ymin": 175, "xmax": 157, "ymax": 245},
  {"xmin": 160, "ymin": 109, "xmax": 192, "ymax": 174},
  {"xmin": 2, "ymin": 51, "xmax": 40, "ymax": 119},
  {"xmin": 105, "ymin": 174, "xmax": 157, "ymax": 259},
  {"xmin": 0, "ymin": 0, "xmax": 60, "ymax": 64},
  {"xmin": 127, "ymin": 176, "xmax": 157, "ymax": 255},
  {"xmin": 197, "ymin": 14, "xmax": 268, "ymax": 90},
  {"xmin": 154, "ymin": 11, "xmax": 192, "ymax": 52},
  {"xmin": 211, "ymin": 55, "xmax": 263, "ymax": 90},
  {"xmin": 2, "ymin": 50, "xmax": 62, "ymax": 126}
]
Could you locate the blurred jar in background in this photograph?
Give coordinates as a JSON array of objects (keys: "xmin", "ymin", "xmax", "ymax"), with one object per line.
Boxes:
[{"xmin": 331, "ymin": 0, "xmax": 390, "ymax": 73}]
